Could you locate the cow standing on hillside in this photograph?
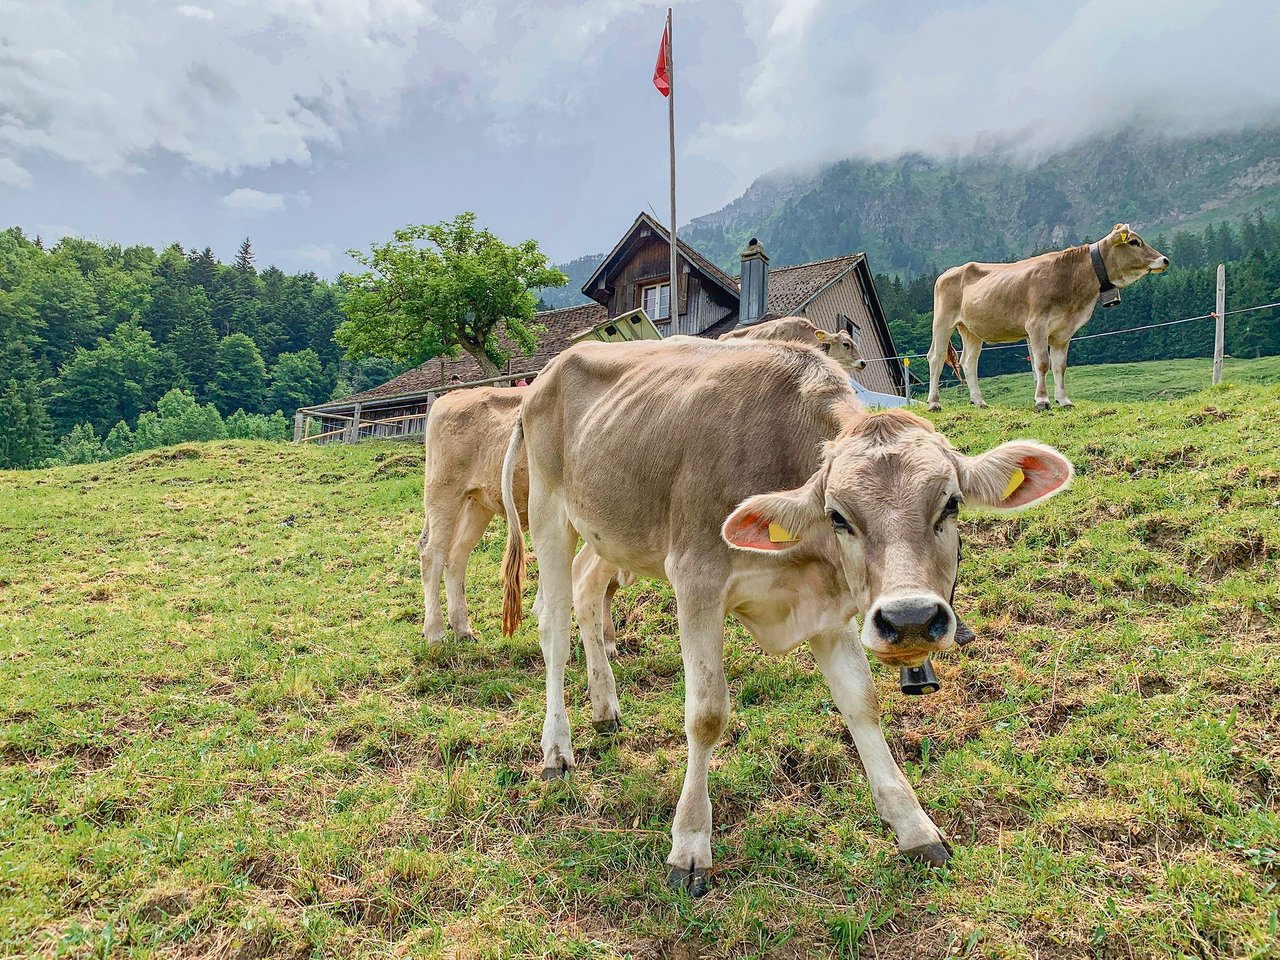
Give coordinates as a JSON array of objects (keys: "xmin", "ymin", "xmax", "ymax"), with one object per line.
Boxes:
[
  {"xmin": 926, "ymin": 223, "xmax": 1169, "ymax": 411},
  {"xmin": 500, "ymin": 335, "xmax": 1072, "ymax": 893}
]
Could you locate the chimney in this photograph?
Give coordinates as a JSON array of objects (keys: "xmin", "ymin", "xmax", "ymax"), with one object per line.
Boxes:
[{"xmin": 738, "ymin": 237, "xmax": 769, "ymax": 326}]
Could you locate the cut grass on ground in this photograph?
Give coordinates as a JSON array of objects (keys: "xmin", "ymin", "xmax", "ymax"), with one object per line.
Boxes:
[{"xmin": 2, "ymin": 383, "xmax": 1279, "ymax": 959}]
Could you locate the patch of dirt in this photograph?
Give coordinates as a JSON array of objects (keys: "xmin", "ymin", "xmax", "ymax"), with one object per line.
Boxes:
[
  {"xmin": 1200, "ymin": 532, "xmax": 1273, "ymax": 578},
  {"xmin": 135, "ymin": 446, "xmax": 203, "ymax": 464},
  {"xmin": 369, "ymin": 453, "xmax": 420, "ymax": 480},
  {"xmin": 1136, "ymin": 674, "xmax": 1173, "ymax": 698},
  {"xmin": 136, "ymin": 891, "xmax": 192, "ymax": 923}
]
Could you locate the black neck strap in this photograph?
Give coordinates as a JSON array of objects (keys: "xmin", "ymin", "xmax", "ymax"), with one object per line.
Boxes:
[{"xmin": 1090, "ymin": 242, "xmax": 1122, "ymax": 307}]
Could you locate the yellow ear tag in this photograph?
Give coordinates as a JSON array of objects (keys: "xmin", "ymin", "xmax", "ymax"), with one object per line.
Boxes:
[
  {"xmin": 768, "ymin": 522, "xmax": 800, "ymax": 543},
  {"xmin": 814, "ymin": 329, "xmax": 828, "ymax": 342},
  {"xmin": 1116, "ymin": 230, "xmax": 1129, "ymax": 244},
  {"xmin": 1002, "ymin": 468, "xmax": 1026, "ymax": 500}
]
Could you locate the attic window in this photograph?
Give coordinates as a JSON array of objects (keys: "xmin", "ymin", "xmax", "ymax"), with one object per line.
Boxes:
[
  {"xmin": 639, "ymin": 280, "xmax": 670, "ymax": 321},
  {"xmin": 839, "ymin": 313, "xmax": 861, "ymax": 348}
]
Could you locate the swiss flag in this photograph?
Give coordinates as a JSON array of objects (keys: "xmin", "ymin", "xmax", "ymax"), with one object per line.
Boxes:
[{"xmin": 653, "ymin": 21, "xmax": 671, "ymax": 97}]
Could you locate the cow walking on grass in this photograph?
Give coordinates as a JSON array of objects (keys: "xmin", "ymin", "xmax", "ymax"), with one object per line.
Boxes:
[
  {"xmin": 927, "ymin": 224, "xmax": 1169, "ymax": 411},
  {"xmin": 500, "ymin": 335, "xmax": 1072, "ymax": 894}
]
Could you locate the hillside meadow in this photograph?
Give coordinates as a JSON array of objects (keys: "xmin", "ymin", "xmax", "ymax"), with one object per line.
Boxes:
[{"xmin": 1, "ymin": 381, "xmax": 1278, "ymax": 959}]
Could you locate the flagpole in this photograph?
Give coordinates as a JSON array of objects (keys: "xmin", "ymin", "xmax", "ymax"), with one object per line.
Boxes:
[{"xmin": 666, "ymin": 7, "xmax": 678, "ymax": 336}]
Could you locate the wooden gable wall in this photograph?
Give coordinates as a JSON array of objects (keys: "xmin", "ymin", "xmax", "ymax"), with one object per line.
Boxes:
[{"xmin": 601, "ymin": 233, "xmax": 735, "ymax": 337}]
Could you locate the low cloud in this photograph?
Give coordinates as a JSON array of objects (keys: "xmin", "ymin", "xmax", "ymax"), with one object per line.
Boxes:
[
  {"xmin": 176, "ymin": 5, "xmax": 215, "ymax": 20},
  {"xmin": 222, "ymin": 188, "xmax": 287, "ymax": 212},
  {"xmin": 0, "ymin": 158, "xmax": 33, "ymax": 188},
  {"xmin": 695, "ymin": 0, "xmax": 1280, "ymax": 178}
]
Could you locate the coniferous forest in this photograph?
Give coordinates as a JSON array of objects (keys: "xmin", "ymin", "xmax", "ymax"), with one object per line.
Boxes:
[{"xmin": 0, "ymin": 230, "xmax": 408, "ymax": 469}]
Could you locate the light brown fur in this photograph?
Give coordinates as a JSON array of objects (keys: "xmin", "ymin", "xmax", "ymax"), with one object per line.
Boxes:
[{"xmin": 501, "ymin": 335, "xmax": 1072, "ymax": 890}]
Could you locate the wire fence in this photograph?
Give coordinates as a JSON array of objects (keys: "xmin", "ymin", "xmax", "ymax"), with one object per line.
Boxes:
[{"xmin": 870, "ymin": 299, "xmax": 1280, "ymax": 365}]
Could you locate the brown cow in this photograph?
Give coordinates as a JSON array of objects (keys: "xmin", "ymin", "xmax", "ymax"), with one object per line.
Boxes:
[
  {"xmin": 420, "ymin": 317, "xmax": 858, "ymax": 646},
  {"xmin": 926, "ymin": 223, "xmax": 1168, "ymax": 411},
  {"xmin": 500, "ymin": 335, "xmax": 1072, "ymax": 893},
  {"xmin": 419, "ymin": 386, "xmax": 627, "ymax": 662},
  {"xmin": 720, "ymin": 315, "xmax": 867, "ymax": 371}
]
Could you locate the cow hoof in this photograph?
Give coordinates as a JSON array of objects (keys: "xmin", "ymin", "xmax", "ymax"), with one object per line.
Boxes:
[
  {"xmin": 971, "ymin": 401, "xmax": 988, "ymax": 409},
  {"xmin": 667, "ymin": 864, "xmax": 711, "ymax": 897},
  {"xmin": 451, "ymin": 629, "xmax": 475, "ymax": 643},
  {"xmin": 604, "ymin": 643, "xmax": 618, "ymax": 659},
  {"xmin": 902, "ymin": 839, "xmax": 954, "ymax": 867},
  {"xmin": 927, "ymin": 402, "xmax": 941, "ymax": 412},
  {"xmin": 540, "ymin": 760, "xmax": 572, "ymax": 781},
  {"xmin": 592, "ymin": 717, "xmax": 621, "ymax": 735},
  {"xmin": 1059, "ymin": 401, "xmax": 1075, "ymax": 409},
  {"xmin": 1035, "ymin": 402, "xmax": 1051, "ymax": 412}
]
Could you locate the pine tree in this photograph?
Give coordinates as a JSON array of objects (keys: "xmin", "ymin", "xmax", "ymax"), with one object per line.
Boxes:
[
  {"xmin": 235, "ymin": 237, "xmax": 255, "ymax": 275},
  {"xmin": 169, "ymin": 287, "xmax": 218, "ymax": 397},
  {"xmin": 0, "ymin": 377, "xmax": 54, "ymax": 468}
]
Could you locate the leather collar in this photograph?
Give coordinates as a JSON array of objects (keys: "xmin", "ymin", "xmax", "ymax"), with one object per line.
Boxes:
[{"xmin": 1089, "ymin": 241, "xmax": 1121, "ymax": 307}]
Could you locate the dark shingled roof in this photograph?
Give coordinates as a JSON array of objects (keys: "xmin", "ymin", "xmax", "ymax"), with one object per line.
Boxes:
[
  {"xmin": 752, "ymin": 253, "xmax": 867, "ymax": 316},
  {"xmin": 583, "ymin": 212, "xmax": 740, "ymax": 305},
  {"xmin": 335, "ymin": 301, "xmax": 606, "ymax": 405}
]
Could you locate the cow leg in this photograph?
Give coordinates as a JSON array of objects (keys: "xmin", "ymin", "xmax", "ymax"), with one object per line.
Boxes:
[
  {"xmin": 810, "ymin": 630, "xmax": 950, "ymax": 863},
  {"xmin": 926, "ymin": 315, "xmax": 956, "ymax": 412},
  {"xmin": 958, "ymin": 327, "xmax": 986, "ymax": 408},
  {"xmin": 419, "ymin": 507, "xmax": 456, "ymax": 645},
  {"xmin": 1028, "ymin": 327, "xmax": 1052, "ymax": 411},
  {"xmin": 572, "ymin": 545, "xmax": 622, "ymax": 733},
  {"xmin": 665, "ymin": 584, "xmax": 729, "ymax": 897},
  {"xmin": 1050, "ymin": 338, "xmax": 1072, "ymax": 408},
  {"xmin": 530, "ymin": 491, "xmax": 578, "ymax": 779},
  {"xmin": 602, "ymin": 574, "xmax": 621, "ymax": 658},
  {"xmin": 443, "ymin": 500, "xmax": 491, "ymax": 641}
]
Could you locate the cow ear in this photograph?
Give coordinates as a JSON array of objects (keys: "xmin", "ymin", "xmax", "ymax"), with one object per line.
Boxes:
[
  {"xmin": 958, "ymin": 441, "xmax": 1074, "ymax": 511},
  {"xmin": 722, "ymin": 481, "xmax": 825, "ymax": 553}
]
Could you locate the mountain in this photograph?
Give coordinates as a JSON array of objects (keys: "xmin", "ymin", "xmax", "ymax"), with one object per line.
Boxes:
[
  {"xmin": 537, "ymin": 252, "xmax": 601, "ymax": 309},
  {"xmin": 680, "ymin": 125, "xmax": 1280, "ymax": 277}
]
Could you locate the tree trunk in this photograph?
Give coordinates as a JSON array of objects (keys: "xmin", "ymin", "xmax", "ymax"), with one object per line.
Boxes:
[{"xmin": 458, "ymin": 339, "xmax": 502, "ymax": 379}]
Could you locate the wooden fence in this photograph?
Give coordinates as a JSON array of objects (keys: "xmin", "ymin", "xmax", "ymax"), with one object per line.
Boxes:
[{"xmin": 294, "ymin": 372, "xmax": 530, "ymax": 445}]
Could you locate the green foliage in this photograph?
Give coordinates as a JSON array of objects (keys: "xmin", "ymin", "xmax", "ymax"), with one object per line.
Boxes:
[
  {"xmin": 267, "ymin": 348, "xmax": 329, "ymax": 413},
  {"xmin": 49, "ymin": 319, "xmax": 166, "ymax": 435},
  {"xmin": 210, "ymin": 333, "xmax": 267, "ymax": 415},
  {"xmin": 133, "ymin": 389, "xmax": 227, "ymax": 450},
  {"xmin": 225, "ymin": 408, "xmax": 289, "ymax": 441},
  {"xmin": 0, "ymin": 227, "xmax": 349, "ymax": 468},
  {"xmin": 337, "ymin": 212, "xmax": 568, "ymax": 376},
  {"xmin": 40, "ymin": 389, "xmax": 290, "ymax": 465},
  {"xmin": 0, "ymin": 377, "xmax": 53, "ymax": 468},
  {"xmin": 3, "ymin": 379, "xmax": 1279, "ymax": 957},
  {"xmin": 52, "ymin": 422, "xmax": 108, "ymax": 465}
]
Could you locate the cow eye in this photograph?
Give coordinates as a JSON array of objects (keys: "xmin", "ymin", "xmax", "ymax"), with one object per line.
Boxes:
[
  {"xmin": 935, "ymin": 496, "xmax": 961, "ymax": 532},
  {"xmin": 828, "ymin": 509, "xmax": 853, "ymax": 533},
  {"xmin": 1128, "ymin": 238, "xmax": 1140, "ymax": 246}
]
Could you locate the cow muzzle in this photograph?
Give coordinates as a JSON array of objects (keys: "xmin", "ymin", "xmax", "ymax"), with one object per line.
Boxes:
[
  {"xmin": 862, "ymin": 593, "xmax": 955, "ymax": 665},
  {"xmin": 1150, "ymin": 256, "xmax": 1169, "ymax": 273}
]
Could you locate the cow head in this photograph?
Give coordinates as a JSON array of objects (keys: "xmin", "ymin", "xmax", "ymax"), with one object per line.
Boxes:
[
  {"xmin": 1103, "ymin": 223, "xmax": 1169, "ymax": 285},
  {"xmin": 816, "ymin": 328, "xmax": 868, "ymax": 373},
  {"xmin": 721, "ymin": 410, "xmax": 1073, "ymax": 666}
]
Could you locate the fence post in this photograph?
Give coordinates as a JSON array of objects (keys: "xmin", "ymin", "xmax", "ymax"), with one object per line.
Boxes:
[
  {"xmin": 293, "ymin": 410, "xmax": 304, "ymax": 443},
  {"xmin": 344, "ymin": 402, "xmax": 362, "ymax": 444},
  {"xmin": 1212, "ymin": 264, "xmax": 1225, "ymax": 385}
]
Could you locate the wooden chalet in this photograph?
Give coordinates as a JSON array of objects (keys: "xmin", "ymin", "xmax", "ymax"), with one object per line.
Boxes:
[{"xmin": 298, "ymin": 212, "xmax": 905, "ymax": 442}]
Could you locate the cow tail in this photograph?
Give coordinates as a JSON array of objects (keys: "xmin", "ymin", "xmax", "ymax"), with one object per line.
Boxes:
[
  {"xmin": 500, "ymin": 417, "xmax": 526, "ymax": 636},
  {"xmin": 945, "ymin": 341, "xmax": 965, "ymax": 385}
]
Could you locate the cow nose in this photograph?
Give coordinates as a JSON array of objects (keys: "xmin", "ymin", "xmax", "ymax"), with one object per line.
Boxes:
[
  {"xmin": 873, "ymin": 597, "xmax": 951, "ymax": 644},
  {"xmin": 1159, "ymin": 256, "xmax": 1170, "ymax": 268}
]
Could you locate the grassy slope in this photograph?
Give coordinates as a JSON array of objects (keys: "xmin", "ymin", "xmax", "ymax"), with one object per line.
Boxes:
[
  {"xmin": 941, "ymin": 355, "xmax": 1280, "ymax": 407},
  {"xmin": 2, "ymin": 387, "xmax": 1279, "ymax": 959}
]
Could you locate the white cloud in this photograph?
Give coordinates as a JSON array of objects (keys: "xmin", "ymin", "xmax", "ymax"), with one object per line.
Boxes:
[
  {"xmin": 0, "ymin": 158, "xmax": 33, "ymax": 188},
  {"xmin": 694, "ymin": 0, "xmax": 1280, "ymax": 178},
  {"xmin": 287, "ymin": 244, "xmax": 339, "ymax": 269},
  {"xmin": 221, "ymin": 187, "xmax": 286, "ymax": 212},
  {"xmin": 176, "ymin": 5, "xmax": 215, "ymax": 20}
]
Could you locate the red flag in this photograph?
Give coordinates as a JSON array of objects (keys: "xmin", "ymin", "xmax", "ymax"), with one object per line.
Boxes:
[{"xmin": 653, "ymin": 21, "xmax": 671, "ymax": 97}]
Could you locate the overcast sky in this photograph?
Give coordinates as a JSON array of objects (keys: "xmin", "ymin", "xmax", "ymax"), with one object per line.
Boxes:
[{"xmin": 3, "ymin": 0, "xmax": 1278, "ymax": 275}]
